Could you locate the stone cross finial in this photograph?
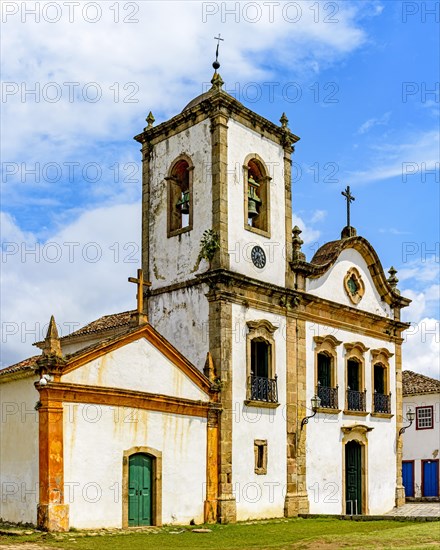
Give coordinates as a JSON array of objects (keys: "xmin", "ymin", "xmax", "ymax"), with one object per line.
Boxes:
[
  {"xmin": 292, "ymin": 225, "xmax": 306, "ymax": 261},
  {"xmin": 388, "ymin": 266, "xmax": 400, "ymax": 294},
  {"xmin": 341, "ymin": 186, "xmax": 355, "ymax": 228},
  {"xmin": 42, "ymin": 315, "xmax": 62, "ymax": 357},
  {"xmin": 128, "ymin": 269, "xmax": 152, "ymax": 318}
]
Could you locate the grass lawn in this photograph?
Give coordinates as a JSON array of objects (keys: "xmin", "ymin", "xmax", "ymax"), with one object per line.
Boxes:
[{"xmin": 0, "ymin": 518, "xmax": 439, "ymax": 549}]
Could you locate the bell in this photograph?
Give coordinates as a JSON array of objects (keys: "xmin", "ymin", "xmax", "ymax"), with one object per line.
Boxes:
[
  {"xmin": 247, "ymin": 176, "xmax": 262, "ymax": 218},
  {"xmin": 176, "ymin": 190, "xmax": 190, "ymax": 215},
  {"xmin": 248, "ymin": 198, "xmax": 259, "ymax": 217}
]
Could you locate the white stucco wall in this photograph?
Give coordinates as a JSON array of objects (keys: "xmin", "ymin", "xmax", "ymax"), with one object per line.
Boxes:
[
  {"xmin": 306, "ymin": 249, "xmax": 392, "ymax": 318},
  {"xmin": 0, "ymin": 375, "xmax": 39, "ymax": 524},
  {"xmin": 149, "ymin": 284, "xmax": 210, "ymax": 372},
  {"xmin": 403, "ymin": 393, "xmax": 440, "ymax": 496},
  {"xmin": 227, "ymin": 119, "xmax": 286, "ymax": 287},
  {"xmin": 149, "ymin": 119, "xmax": 212, "ymax": 288},
  {"xmin": 63, "ymin": 403, "xmax": 207, "ymax": 528},
  {"xmin": 61, "ymin": 338, "xmax": 208, "ymax": 403},
  {"xmin": 305, "ymin": 322, "xmax": 397, "ymax": 515},
  {"xmin": 231, "ymin": 304, "xmax": 287, "ymax": 519}
]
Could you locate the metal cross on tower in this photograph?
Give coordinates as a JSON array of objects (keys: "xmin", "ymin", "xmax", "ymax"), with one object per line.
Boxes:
[
  {"xmin": 341, "ymin": 185, "xmax": 355, "ymax": 228},
  {"xmin": 213, "ymin": 34, "xmax": 224, "ymax": 72}
]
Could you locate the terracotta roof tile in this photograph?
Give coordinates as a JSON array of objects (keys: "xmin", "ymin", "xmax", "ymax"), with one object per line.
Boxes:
[
  {"xmin": 403, "ymin": 370, "xmax": 440, "ymax": 396},
  {"xmin": 0, "ymin": 356, "xmax": 39, "ymax": 377},
  {"xmin": 60, "ymin": 310, "xmax": 134, "ymax": 340}
]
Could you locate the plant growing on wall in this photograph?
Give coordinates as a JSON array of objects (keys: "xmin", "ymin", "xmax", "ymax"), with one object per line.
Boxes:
[{"xmin": 195, "ymin": 229, "xmax": 220, "ymax": 270}]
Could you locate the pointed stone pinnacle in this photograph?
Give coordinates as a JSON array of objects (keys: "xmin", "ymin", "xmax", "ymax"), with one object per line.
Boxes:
[
  {"xmin": 43, "ymin": 315, "xmax": 62, "ymax": 357},
  {"xmin": 280, "ymin": 113, "xmax": 289, "ymax": 129},
  {"xmin": 146, "ymin": 111, "xmax": 155, "ymax": 129}
]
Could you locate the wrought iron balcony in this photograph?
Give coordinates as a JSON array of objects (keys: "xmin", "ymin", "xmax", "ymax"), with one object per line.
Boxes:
[
  {"xmin": 374, "ymin": 391, "xmax": 391, "ymax": 414},
  {"xmin": 249, "ymin": 375, "xmax": 278, "ymax": 403},
  {"xmin": 346, "ymin": 388, "xmax": 366, "ymax": 412},
  {"xmin": 317, "ymin": 383, "xmax": 339, "ymax": 409}
]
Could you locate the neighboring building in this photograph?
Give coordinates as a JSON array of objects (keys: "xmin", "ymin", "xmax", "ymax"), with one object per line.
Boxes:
[
  {"xmin": 0, "ymin": 69, "xmax": 412, "ymax": 531},
  {"xmin": 402, "ymin": 370, "xmax": 440, "ymax": 498}
]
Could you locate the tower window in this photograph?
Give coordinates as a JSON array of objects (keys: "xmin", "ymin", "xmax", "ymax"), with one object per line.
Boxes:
[
  {"xmin": 167, "ymin": 157, "xmax": 193, "ymax": 237},
  {"xmin": 254, "ymin": 440, "xmax": 267, "ymax": 475},
  {"xmin": 244, "ymin": 156, "xmax": 270, "ymax": 236}
]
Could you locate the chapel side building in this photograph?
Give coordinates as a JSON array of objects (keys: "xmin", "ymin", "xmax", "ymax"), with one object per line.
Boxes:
[
  {"xmin": 134, "ymin": 71, "xmax": 411, "ymax": 520},
  {"xmin": 402, "ymin": 370, "xmax": 440, "ymax": 499},
  {"xmin": 0, "ymin": 71, "xmax": 411, "ymax": 531}
]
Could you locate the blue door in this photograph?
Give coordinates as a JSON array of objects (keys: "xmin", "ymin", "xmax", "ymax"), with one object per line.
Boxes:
[
  {"xmin": 423, "ymin": 460, "xmax": 439, "ymax": 497},
  {"xmin": 402, "ymin": 461, "xmax": 414, "ymax": 497}
]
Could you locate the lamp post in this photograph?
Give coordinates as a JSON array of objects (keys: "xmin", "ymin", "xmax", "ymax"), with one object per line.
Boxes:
[
  {"xmin": 399, "ymin": 409, "xmax": 416, "ymax": 436},
  {"xmin": 301, "ymin": 394, "xmax": 321, "ymax": 430}
]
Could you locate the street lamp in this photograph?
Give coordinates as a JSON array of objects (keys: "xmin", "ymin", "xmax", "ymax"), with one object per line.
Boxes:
[
  {"xmin": 301, "ymin": 394, "xmax": 321, "ymax": 430},
  {"xmin": 399, "ymin": 408, "xmax": 416, "ymax": 436}
]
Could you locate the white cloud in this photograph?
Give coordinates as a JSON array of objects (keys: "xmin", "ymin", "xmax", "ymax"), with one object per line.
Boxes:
[
  {"xmin": 311, "ymin": 209, "xmax": 327, "ymax": 223},
  {"xmin": 403, "ymin": 317, "xmax": 440, "ymax": 380},
  {"xmin": 292, "ymin": 214, "xmax": 321, "ymax": 251},
  {"xmin": 357, "ymin": 112, "xmax": 391, "ymax": 134},
  {"xmin": 346, "ymin": 130, "xmax": 440, "ymax": 185},
  {"xmin": 1, "ymin": 203, "xmax": 141, "ymax": 367}
]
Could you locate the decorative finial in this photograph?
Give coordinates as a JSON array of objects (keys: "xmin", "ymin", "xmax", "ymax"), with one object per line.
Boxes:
[
  {"xmin": 280, "ymin": 113, "xmax": 289, "ymax": 129},
  {"xmin": 213, "ymin": 34, "xmax": 224, "ymax": 73},
  {"xmin": 145, "ymin": 111, "xmax": 155, "ymax": 129},
  {"xmin": 42, "ymin": 315, "xmax": 62, "ymax": 357},
  {"xmin": 341, "ymin": 185, "xmax": 357, "ymax": 238},
  {"xmin": 388, "ymin": 266, "xmax": 400, "ymax": 294},
  {"xmin": 292, "ymin": 226, "xmax": 306, "ymax": 261}
]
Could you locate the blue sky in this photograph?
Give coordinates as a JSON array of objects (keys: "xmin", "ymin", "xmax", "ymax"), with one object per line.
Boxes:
[{"xmin": 1, "ymin": 1, "xmax": 439, "ymax": 377}]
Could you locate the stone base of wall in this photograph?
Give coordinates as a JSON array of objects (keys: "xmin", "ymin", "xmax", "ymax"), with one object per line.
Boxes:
[
  {"xmin": 284, "ymin": 492, "xmax": 310, "ymax": 517},
  {"xmin": 395, "ymin": 486, "xmax": 406, "ymax": 507},
  {"xmin": 37, "ymin": 504, "xmax": 69, "ymax": 532},
  {"xmin": 217, "ymin": 497, "xmax": 237, "ymax": 524}
]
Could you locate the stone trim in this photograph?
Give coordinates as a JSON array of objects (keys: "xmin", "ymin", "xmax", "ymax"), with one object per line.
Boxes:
[
  {"xmin": 343, "ymin": 267, "xmax": 365, "ymax": 305},
  {"xmin": 370, "ymin": 412, "xmax": 393, "ymax": 419},
  {"xmin": 342, "ymin": 410, "xmax": 369, "ymax": 417},
  {"xmin": 317, "ymin": 407, "xmax": 341, "ymax": 415},
  {"xmin": 204, "ymin": 409, "xmax": 219, "ymax": 523},
  {"xmin": 395, "ymin": 341, "xmax": 405, "ymax": 507},
  {"xmin": 141, "ymin": 142, "xmax": 153, "ymax": 289},
  {"xmin": 122, "ymin": 446, "xmax": 162, "ymax": 528},
  {"xmin": 244, "ymin": 400, "xmax": 280, "ymax": 409}
]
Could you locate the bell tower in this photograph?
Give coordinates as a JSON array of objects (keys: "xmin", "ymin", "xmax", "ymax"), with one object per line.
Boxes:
[{"xmin": 134, "ymin": 59, "xmax": 300, "ymax": 522}]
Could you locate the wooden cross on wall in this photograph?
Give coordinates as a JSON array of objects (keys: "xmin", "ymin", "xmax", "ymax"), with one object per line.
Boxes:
[
  {"xmin": 341, "ymin": 185, "xmax": 355, "ymax": 228},
  {"xmin": 128, "ymin": 269, "xmax": 151, "ymax": 314}
]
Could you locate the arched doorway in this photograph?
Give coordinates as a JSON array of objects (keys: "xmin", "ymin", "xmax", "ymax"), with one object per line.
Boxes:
[{"xmin": 345, "ymin": 441, "xmax": 362, "ymax": 514}]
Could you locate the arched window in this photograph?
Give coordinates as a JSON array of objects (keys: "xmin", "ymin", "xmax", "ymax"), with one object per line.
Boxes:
[
  {"xmin": 313, "ymin": 335, "xmax": 341, "ymax": 410},
  {"xmin": 166, "ymin": 156, "xmax": 193, "ymax": 237},
  {"xmin": 245, "ymin": 320, "xmax": 278, "ymax": 405},
  {"xmin": 243, "ymin": 155, "xmax": 271, "ymax": 236},
  {"xmin": 370, "ymin": 348, "xmax": 393, "ymax": 415},
  {"xmin": 344, "ymin": 341, "xmax": 369, "ymax": 414}
]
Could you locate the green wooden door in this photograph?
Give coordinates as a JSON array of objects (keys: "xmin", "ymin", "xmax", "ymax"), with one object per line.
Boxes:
[
  {"xmin": 128, "ymin": 454, "xmax": 153, "ymax": 526},
  {"xmin": 345, "ymin": 441, "xmax": 362, "ymax": 514}
]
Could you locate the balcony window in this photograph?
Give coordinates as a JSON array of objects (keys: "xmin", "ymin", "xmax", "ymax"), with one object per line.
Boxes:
[
  {"xmin": 373, "ymin": 363, "xmax": 391, "ymax": 414},
  {"xmin": 317, "ymin": 352, "xmax": 338, "ymax": 409}
]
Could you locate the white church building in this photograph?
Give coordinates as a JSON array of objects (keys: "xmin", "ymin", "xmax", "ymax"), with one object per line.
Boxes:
[{"xmin": 0, "ymin": 69, "xmax": 411, "ymax": 531}]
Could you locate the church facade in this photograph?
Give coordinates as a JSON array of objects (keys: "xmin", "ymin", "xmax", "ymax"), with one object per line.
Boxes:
[{"xmin": 0, "ymin": 71, "xmax": 411, "ymax": 531}]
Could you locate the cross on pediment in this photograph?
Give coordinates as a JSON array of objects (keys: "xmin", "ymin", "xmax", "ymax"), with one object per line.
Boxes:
[
  {"xmin": 341, "ymin": 185, "xmax": 355, "ymax": 228},
  {"xmin": 128, "ymin": 269, "xmax": 151, "ymax": 314}
]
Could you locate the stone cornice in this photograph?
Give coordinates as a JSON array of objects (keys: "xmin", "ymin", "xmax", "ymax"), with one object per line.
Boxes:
[{"xmin": 134, "ymin": 91, "xmax": 300, "ymax": 149}]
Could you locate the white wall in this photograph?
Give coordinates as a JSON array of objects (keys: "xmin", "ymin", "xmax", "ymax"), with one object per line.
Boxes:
[
  {"xmin": 0, "ymin": 375, "xmax": 39, "ymax": 524},
  {"xmin": 231, "ymin": 304, "xmax": 287, "ymax": 519},
  {"xmin": 305, "ymin": 322, "xmax": 397, "ymax": 514},
  {"xmin": 62, "ymin": 338, "xmax": 209, "ymax": 403},
  {"xmin": 63, "ymin": 403, "xmax": 207, "ymax": 528},
  {"xmin": 149, "ymin": 284, "xmax": 209, "ymax": 372},
  {"xmin": 307, "ymin": 249, "xmax": 392, "ymax": 318},
  {"xmin": 227, "ymin": 119, "xmax": 286, "ymax": 287},
  {"xmin": 149, "ymin": 119, "xmax": 212, "ymax": 288},
  {"xmin": 403, "ymin": 393, "xmax": 440, "ymax": 496}
]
